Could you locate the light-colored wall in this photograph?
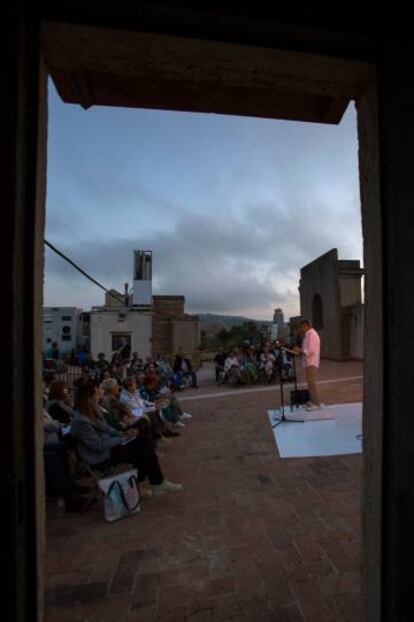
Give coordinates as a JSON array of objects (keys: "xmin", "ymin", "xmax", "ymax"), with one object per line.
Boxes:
[
  {"xmin": 172, "ymin": 320, "xmax": 200, "ymax": 354},
  {"xmin": 43, "ymin": 306, "xmax": 82, "ymax": 354},
  {"xmin": 90, "ymin": 311, "xmax": 152, "ymax": 360}
]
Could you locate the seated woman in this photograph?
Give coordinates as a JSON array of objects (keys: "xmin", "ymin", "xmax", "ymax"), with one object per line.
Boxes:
[
  {"xmin": 73, "ymin": 365, "xmax": 92, "ymax": 390},
  {"xmin": 100, "ymin": 377, "xmax": 166, "ymax": 441},
  {"xmin": 100, "ymin": 377, "xmax": 136, "ymax": 430},
  {"xmin": 71, "ymin": 382, "xmax": 183, "ymax": 496},
  {"xmin": 156, "ymin": 386, "xmax": 193, "ymax": 429},
  {"xmin": 173, "ymin": 349, "xmax": 199, "ymax": 388},
  {"xmin": 224, "ymin": 349, "xmax": 244, "ymax": 386},
  {"xmin": 141, "ymin": 364, "xmax": 161, "ymax": 400},
  {"xmin": 95, "ymin": 352, "xmax": 110, "ymax": 374},
  {"xmin": 120, "ymin": 376, "xmax": 156, "ymax": 415},
  {"xmin": 240, "ymin": 347, "xmax": 260, "ymax": 384},
  {"xmin": 260, "ymin": 346, "xmax": 276, "ymax": 383},
  {"xmin": 110, "ymin": 363, "xmax": 125, "ymax": 385},
  {"xmin": 128, "ymin": 352, "xmax": 145, "ymax": 377},
  {"xmin": 155, "ymin": 354, "xmax": 181, "ymax": 389},
  {"xmin": 213, "ymin": 349, "xmax": 227, "ymax": 384},
  {"xmin": 43, "ymin": 407, "xmax": 93, "ymax": 512},
  {"xmin": 48, "ymin": 380, "xmax": 76, "ymax": 424},
  {"xmin": 117, "ymin": 376, "xmax": 168, "ymax": 441},
  {"xmin": 143, "ymin": 374, "xmax": 185, "ymax": 437}
]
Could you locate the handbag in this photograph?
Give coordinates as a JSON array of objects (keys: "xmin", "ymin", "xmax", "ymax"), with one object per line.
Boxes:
[{"xmin": 97, "ymin": 469, "xmax": 140, "ymax": 522}]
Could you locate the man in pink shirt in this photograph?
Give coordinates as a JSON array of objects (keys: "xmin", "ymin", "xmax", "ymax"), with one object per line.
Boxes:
[{"xmin": 293, "ymin": 319, "xmax": 321, "ymax": 411}]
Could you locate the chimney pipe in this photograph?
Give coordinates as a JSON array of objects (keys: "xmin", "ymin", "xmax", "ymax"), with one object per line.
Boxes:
[{"xmin": 124, "ymin": 282, "xmax": 129, "ymax": 307}]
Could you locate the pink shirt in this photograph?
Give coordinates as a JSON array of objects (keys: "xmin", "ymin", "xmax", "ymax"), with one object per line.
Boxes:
[{"xmin": 302, "ymin": 328, "xmax": 320, "ymax": 368}]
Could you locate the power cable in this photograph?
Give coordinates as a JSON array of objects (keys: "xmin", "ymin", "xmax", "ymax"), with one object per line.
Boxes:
[{"xmin": 44, "ymin": 239, "xmax": 126, "ymax": 306}]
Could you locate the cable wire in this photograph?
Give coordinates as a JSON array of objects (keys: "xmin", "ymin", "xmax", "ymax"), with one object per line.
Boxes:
[{"xmin": 45, "ymin": 239, "xmax": 126, "ymax": 306}]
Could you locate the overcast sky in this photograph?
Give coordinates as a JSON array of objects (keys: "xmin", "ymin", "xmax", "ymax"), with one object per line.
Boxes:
[{"xmin": 44, "ymin": 81, "xmax": 362, "ymax": 321}]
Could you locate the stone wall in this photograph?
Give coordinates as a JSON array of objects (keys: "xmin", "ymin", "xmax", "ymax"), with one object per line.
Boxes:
[
  {"xmin": 152, "ymin": 295, "xmax": 184, "ymax": 318},
  {"xmin": 300, "ymin": 249, "xmax": 364, "ymax": 360},
  {"xmin": 151, "ymin": 320, "xmax": 173, "ymax": 357},
  {"xmin": 152, "ymin": 296, "xmax": 199, "ymax": 356},
  {"xmin": 346, "ymin": 304, "xmax": 364, "ymax": 360},
  {"xmin": 300, "ymin": 249, "xmax": 343, "ymax": 359}
]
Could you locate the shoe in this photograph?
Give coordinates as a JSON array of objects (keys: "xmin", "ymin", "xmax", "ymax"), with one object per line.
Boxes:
[
  {"xmin": 152, "ymin": 480, "xmax": 184, "ymax": 495},
  {"xmin": 158, "ymin": 436, "xmax": 172, "ymax": 446},
  {"xmin": 181, "ymin": 412, "xmax": 192, "ymax": 419},
  {"xmin": 306, "ymin": 404, "xmax": 321, "ymax": 412},
  {"xmin": 175, "ymin": 421, "xmax": 186, "ymax": 428},
  {"xmin": 163, "ymin": 430, "xmax": 180, "ymax": 437}
]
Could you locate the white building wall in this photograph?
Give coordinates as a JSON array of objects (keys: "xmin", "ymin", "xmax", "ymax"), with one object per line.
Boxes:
[
  {"xmin": 90, "ymin": 310, "xmax": 152, "ymax": 360},
  {"xmin": 43, "ymin": 307, "xmax": 82, "ymax": 355}
]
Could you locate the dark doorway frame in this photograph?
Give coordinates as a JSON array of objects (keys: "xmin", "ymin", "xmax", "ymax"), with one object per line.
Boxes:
[{"xmin": 10, "ymin": 6, "xmax": 412, "ymax": 621}]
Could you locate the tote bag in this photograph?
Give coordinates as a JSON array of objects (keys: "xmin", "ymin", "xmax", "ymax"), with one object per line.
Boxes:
[{"xmin": 97, "ymin": 469, "xmax": 140, "ymax": 522}]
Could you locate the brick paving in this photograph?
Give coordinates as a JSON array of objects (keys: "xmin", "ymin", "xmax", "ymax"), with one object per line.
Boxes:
[{"xmin": 44, "ymin": 361, "xmax": 362, "ymax": 621}]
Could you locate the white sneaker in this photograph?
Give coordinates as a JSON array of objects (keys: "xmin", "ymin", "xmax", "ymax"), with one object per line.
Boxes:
[
  {"xmin": 181, "ymin": 412, "xmax": 192, "ymax": 419},
  {"xmin": 152, "ymin": 480, "xmax": 183, "ymax": 495},
  {"xmin": 175, "ymin": 420, "xmax": 186, "ymax": 428}
]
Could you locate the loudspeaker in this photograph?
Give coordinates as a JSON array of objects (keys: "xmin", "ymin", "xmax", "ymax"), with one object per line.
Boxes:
[{"xmin": 290, "ymin": 389, "xmax": 310, "ymax": 408}]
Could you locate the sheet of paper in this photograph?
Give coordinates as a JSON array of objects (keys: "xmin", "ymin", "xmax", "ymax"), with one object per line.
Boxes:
[
  {"xmin": 131, "ymin": 407, "xmax": 145, "ymax": 419},
  {"xmin": 121, "ymin": 436, "xmax": 136, "ymax": 446}
]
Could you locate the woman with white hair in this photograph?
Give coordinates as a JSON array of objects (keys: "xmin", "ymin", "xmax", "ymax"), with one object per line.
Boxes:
[{"xmin": 100, "ymin": 377, "xmax": 133, "ymax": 431}]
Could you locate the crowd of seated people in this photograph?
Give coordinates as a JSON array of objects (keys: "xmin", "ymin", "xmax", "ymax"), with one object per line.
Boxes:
[
  {"xmin": 216, "ymin": 340, "xmax": 296, "ymax": 387},
  {"xmin": 42, "ymin": 350, "xmax": 197, "ymax": 514}
]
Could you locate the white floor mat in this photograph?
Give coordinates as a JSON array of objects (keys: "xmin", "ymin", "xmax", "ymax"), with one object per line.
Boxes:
[{"xmin": 268, "ymin": 402, "xmax": 362, "ymax": 458}]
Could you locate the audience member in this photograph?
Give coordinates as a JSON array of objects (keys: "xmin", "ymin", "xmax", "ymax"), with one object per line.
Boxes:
[
  {"xmin": 71, "ymin": 382, "xmax": 183, "ymax": 495},
  {"xmin": 173, "ymin": 348, "xmax": 199, "ymax": 388}
]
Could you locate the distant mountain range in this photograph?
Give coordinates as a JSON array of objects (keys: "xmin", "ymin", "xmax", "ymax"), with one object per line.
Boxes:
[{"xmin": 194, "ymin": 313, "xmax": 272, "ymax": 328}]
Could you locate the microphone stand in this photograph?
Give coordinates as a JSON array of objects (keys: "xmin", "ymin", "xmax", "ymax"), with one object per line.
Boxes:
[{"xmin": 271, "ymin": 346, "xmax": 302, "ymax": 427}]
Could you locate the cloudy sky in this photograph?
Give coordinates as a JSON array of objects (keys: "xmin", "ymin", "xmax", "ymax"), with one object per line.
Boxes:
[{"xmin": 44, "ymin": 81, "xmax": 362, "ymax": 321}]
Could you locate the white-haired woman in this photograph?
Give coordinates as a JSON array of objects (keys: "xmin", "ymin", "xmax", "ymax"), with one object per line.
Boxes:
[{"xmin": 100, "ymin": 377, "xmax": 133, "ymax": 431}]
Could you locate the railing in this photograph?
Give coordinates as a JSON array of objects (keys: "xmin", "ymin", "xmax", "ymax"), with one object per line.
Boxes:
[{"xmin": 43, "ymin": 362, "xmax": 83, "ymax": 390}]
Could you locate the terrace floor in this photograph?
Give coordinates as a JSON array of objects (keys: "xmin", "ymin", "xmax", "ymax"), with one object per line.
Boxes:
[{"xmin": 45, "ymin": 360, "xmax": 363, "ymax": 621}]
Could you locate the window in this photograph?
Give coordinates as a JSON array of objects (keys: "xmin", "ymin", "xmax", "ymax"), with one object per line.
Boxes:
[
  {"xmin": 312, "ymin": 294, "xmax": 324, "ymax": 330},
  {"xmin": 112, "ymin": 333, "xmax": 131, "ymax": 352},
  {"xmin": 61, "ymin": 336, "xmax": 72, "ymax": 342},
  {"xmin": 61, "ymin": 315, "xmax": 72, "ymax": 321}
]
